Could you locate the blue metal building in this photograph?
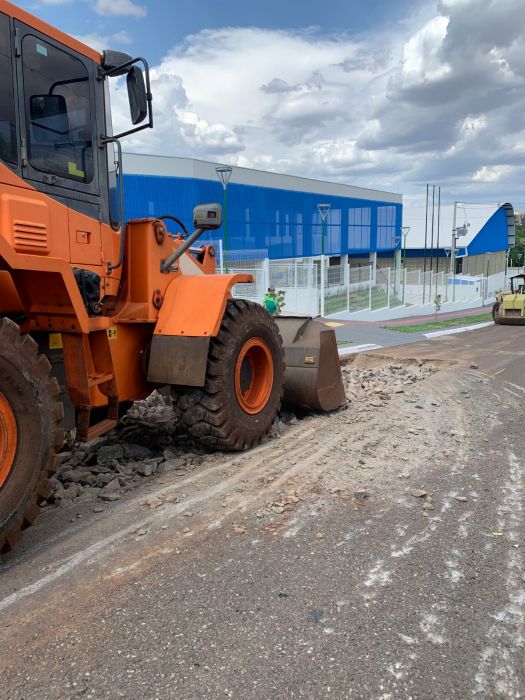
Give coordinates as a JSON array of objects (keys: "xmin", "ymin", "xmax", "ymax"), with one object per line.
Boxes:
[{"xmin": 123, "ymin": 154, "xmax": 403, "ymax": 261}]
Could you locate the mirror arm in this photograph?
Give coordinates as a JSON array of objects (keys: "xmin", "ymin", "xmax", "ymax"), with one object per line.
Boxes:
[
  {"xmin": 101, "ymin": 57, "xmax": 153, "ymax": 140},
  {"xmin": 161, "ymin": 229, "xmax": 206, "ymax": 273}
]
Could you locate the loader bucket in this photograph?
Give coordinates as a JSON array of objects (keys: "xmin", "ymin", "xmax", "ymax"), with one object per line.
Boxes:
[{"xmin": 275, "ymin": 316, "xmax": 347, "ymax": 412}]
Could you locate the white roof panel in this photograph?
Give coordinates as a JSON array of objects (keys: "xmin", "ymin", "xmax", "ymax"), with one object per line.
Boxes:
[
  {"xmin": 403, "ymin": 204, "xmax": 499, "ymax": 249},
  {"xmin": 123, "ymin": 153, "xmax": 403, "ymax": 205}
]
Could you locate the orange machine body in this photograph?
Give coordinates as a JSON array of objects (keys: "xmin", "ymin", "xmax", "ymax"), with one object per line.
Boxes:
[{"xmin": 0, "ymin": 0, "xmax": 251, "ymax": 440}]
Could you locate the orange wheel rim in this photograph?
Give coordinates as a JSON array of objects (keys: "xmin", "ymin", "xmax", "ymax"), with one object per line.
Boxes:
[
  {"xmin": 234, "ymin": 338, "xmax": 274, "ymax": 415},
  {"xmin": 0, "ymin": 391, "xmax": 17, "ymax": 489}
]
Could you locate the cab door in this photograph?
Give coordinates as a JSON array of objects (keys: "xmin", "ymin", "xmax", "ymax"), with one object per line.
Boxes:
[{"xmin": 14, "ymin": 22, "xmax": 102, "ymax": 268}]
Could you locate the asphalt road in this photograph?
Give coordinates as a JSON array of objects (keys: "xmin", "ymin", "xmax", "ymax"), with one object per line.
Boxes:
[{"xmin": 0, "ymin": 325, "xmax": 524, "ymax": 699}]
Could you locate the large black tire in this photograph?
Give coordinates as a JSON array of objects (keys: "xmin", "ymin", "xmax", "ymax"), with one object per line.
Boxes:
[
  {"xmin": 0, "ymin": 318, "xmax": 64, "ymax": 555},
  {"xmin": 492, "ymin": 302, "xmax": 501, "ymax": 324},
  {"xmin": 173, "ymin": 299, "xmax": 285, "ymax": 450}
]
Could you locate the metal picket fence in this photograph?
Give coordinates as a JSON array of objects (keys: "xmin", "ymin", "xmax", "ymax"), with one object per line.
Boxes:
[{"xmin": 226, "ymin": 253, "xmax": 507, "ymax": 318}]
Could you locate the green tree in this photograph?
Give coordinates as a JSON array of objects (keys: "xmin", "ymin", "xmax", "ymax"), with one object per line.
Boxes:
[{"xmin": 509, "ymin": 224, "xmax": 525, "ymax": 267}]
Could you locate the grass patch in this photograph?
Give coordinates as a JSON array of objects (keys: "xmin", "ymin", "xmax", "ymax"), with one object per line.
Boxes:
[
  {"xmin": 336, "ymin": 339, "xmax": 354, "ymax": 346},
  {"xmin": 383, "ymin": 312, "xmax": 492, "ymax": 333}
]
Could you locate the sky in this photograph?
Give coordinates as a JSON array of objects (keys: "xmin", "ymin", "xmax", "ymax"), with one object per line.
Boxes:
[{"xmin": 16, "ymin": 0, "xmax": 525, "ymax": 208}]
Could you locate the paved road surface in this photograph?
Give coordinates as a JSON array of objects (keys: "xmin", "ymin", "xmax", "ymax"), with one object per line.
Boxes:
[
  {"xmin": 331, "ymin": 306, "xmax": 493, "ymax": 351},
  {"xmin": 0, "ymin": 325, "xmax": 523, "ymax": 699}
]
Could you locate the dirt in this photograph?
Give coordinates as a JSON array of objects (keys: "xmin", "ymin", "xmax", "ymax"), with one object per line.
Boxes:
[
  {"xmin": 25, "ymin": 352, "xmax": 467, "ymax": 575},
  {"xmin": 1, "ymin": 326, "xmax": 524, "ymax": 700}
]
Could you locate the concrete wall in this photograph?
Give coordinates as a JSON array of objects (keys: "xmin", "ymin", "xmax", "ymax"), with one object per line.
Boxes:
[{"xmin": 461, "ymin": 251, "xmax": 506, "ymax": 276}]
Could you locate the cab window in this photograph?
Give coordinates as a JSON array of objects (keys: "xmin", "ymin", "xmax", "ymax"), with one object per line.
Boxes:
[
  {"xmin": 22, "ymin": 35, "xmax": 93, "ymax": 183},
  {"xmin": 0, "ymin": 13, "xmax": 17, "ymax": 165}
]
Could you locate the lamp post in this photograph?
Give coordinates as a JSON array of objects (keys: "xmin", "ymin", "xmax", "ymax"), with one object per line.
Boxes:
[
  {"xmin": 317, "ymin": 203, "xmax": 331, "ymax": 317},
  {"xmin": 215, "ymin": 165, "xmax": 233, "ymax": 272}
]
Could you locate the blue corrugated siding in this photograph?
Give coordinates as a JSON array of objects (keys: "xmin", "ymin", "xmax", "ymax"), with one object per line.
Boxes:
[
  {"xmin": 123, "ymin": 174, "xmax": 402, "ymax": 260},
  {"xmin": 467, "ymin": 207, "xmax": 509, "ymax": 255}
]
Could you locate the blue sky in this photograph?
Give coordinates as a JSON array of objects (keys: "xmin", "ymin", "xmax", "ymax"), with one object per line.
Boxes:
[
  {"xmin": 14, "ymin": 0, "xmax": 525, "ymax": 209},
  {"xmin": 21, "ymin": 0, "xmax": 418, "ymax": 64}
]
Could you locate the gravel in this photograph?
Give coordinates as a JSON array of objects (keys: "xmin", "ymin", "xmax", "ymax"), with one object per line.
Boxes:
[{"xmin": 50, "ymin": 362, "xmax": 437, "ymax": 507}]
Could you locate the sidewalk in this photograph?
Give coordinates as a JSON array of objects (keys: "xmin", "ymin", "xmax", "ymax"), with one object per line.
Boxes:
[{"xmin": 326, "ymin": 304, "xmax": 493, "ymax": 327}]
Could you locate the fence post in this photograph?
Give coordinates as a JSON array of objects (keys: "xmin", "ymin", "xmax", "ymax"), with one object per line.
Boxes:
[
  {"xmin": 368, "ymin": 269, "xmax": 372, "ymax": 310},
  {"xmin": 344, "ymin": 261, "xmax": 350, "ymax": 312},
  {"xmin": 263, "ymin": 258, "xmax": 270, "ymax": 299},
  {"xmin": 218, "ymin": 240, "xmax": 224, "ymax": 274},
  {"xmin": 320, "ymin": 256, "xmax": 326, "ymax": 317},
  {"xmin": 387, "ymin": 268, "xmax": 391, "ymax": 308},
  {"xmin": 403, "ymin": 266, "xmax": 407, "ymax": 305}
]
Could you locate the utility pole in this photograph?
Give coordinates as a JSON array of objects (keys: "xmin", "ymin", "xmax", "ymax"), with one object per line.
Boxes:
[
  {"xmin": 450, "ymin": 200, "xmax": 458, "ymax": 302},
  {"xmin": 402, "ymin": 226, "xmax": 410, "ymax": 305}
]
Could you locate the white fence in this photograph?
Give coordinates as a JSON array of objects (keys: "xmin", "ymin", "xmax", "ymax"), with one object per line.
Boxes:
[
  {"xmin": 231, "ymin": 259, "xmax": 320, "ymax": 315},
  {"xmin": 229, "ymin": 255, "xmax": 511, "ymax": 318}
]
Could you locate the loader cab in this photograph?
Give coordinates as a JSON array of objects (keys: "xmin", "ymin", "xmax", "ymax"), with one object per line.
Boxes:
[
  {"xmin": 510, "ymin": 274, "xmax": 525, "ymax": 295},
  {"xmin": 0, "ymin": 2, "xmax": 152, "ymax": 283}
]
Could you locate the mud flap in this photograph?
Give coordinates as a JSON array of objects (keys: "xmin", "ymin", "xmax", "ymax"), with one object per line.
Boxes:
[{"xmin": 275, "ymin": 316, "xmax": 347, "ymax": 412}]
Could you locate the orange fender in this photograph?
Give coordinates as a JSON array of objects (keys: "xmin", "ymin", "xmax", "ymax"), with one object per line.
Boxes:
[{"xmin": 154, "ymin": 273, "xmax": 253, "ymax": 337}]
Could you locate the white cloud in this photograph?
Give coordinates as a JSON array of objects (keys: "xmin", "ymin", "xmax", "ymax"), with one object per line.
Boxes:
[
  {"xmin": 473, "ymin": 165, "xmax": 513, "ymax": 182},
  {"xmin": 106, "ymin": 1, "xmax": 525, "ymax": 204},
  {"xmin": 94, "ymin": 0, "xmax": 146, "ymax": 18},
  {"xmin": 74, "ymin": 30, "xmax": 132, "ymax": 53}
]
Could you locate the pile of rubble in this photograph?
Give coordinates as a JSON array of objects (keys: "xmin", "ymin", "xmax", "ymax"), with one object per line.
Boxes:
[
  {"xmin": 342, "ymin": 361, "xmax": 437, "ymax": 407},
  {"xmin": 51, "ymin": 391, "xmax": 300, "ymax": 505},
  {"xmin": 50, "ymin": 362, "xmax": 436, "ymax": 506},
  {"xmin": 51, "ymin": 391, "xmax": 204, "ymax": 505}
]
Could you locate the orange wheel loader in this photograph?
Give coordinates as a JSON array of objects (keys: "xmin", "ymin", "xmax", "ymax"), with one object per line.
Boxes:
[{"xmin": 0, "ymin": 0, "xmax": 345, "ymax": 554}]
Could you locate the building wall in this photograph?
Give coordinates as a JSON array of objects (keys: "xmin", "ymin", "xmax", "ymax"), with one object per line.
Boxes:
[
  {"xmin": 467, "ymin": 207, "xmax": 511, "ymax": 255},
  {"xmin": 402, "ymin": 252, "xmax": 506, "ymax": 275},
  {"xmin": 123, "ymin": 173, "xmax": 403, "ymax": 261},
  {"xmin": 461, "ymin": 251, "xmax": 506, "ymax": 276},
  {"xmin": 403, "ymin": 256, "xmax": 450, "ymax": 273}
]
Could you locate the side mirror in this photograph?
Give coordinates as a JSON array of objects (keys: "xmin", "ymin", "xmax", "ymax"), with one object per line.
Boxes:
[
  {"xmin": 127, "ymin": 66, "xmax": 148, "ymax": 125},
  {"xmin": 30, "ymin": 94, "xmax": 69, "ymax": 136},
  {"xmin": 193, "ymin": 203, "xmax": 223, "ymax": 230}
]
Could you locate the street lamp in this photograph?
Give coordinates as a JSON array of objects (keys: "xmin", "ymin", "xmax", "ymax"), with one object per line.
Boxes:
[
  {"xmin": 317, "ymin": 203, "xmax": 331, "ymax": 317},
  {"xmin": 402, "ymin": 226, "xmax": 410, "ymax": 266},
  {"xmin": 317, "ymin": 203, "xmax": 331, "ymax": 256},
  {"xmin": 216, "ymin": 165, "xmax": 233, "ymax": 272}
]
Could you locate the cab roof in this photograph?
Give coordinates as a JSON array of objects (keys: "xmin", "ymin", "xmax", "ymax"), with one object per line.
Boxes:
[{"xmin": 0, "ymin": 0, "xmax": 101, "ymax": 63}]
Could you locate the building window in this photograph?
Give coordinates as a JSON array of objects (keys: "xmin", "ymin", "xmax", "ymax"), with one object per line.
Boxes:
[
  {"xmin": 22, "ymin": 35, "xmax": 94, "ymax": 183},
  {"xmin": 295, "ymin": 212, "xmax": 303, "ymax": 256},
  {"xmin": 0, "ymin": 13, "xmax": 17, "ymax": 165},
  {"xmin": 377, "ymin": 205, "xmax": 396, "ymax": 248},
  {"xmin": 348, "ymin": 207, "xmax": 371, "ymax": 249}
]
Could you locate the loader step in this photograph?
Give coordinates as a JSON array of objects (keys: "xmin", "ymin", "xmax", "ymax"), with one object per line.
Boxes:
[
  {"xmin": 87, "ymin": 372, "xmax": 114, "ymax": 387},
  {"xmin": 86, "ymin": 418, "xmax": 118, "ymax": 441}
]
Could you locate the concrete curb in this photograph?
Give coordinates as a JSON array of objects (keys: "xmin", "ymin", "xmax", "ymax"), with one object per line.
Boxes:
[
  {"xmin": 338, "ymin": 343, "xmax": 383, "ymax": 356},
  {"xmin": 423, "ymin": 321, "xmax": 495, "ymax": 339}
]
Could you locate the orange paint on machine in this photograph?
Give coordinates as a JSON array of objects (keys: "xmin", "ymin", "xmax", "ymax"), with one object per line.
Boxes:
[{"xmin": 0, "ymin": 0, "xmax": 345, "ymax": 554}]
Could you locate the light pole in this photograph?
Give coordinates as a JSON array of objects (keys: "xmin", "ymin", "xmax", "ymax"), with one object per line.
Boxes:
[
  {"xmin": 215, "ymin": 165, "xmax": 233, "ymax": 272},
  {"xmin": 317, "ymin": 203, "xmax": 331, "ymax": 317}
]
